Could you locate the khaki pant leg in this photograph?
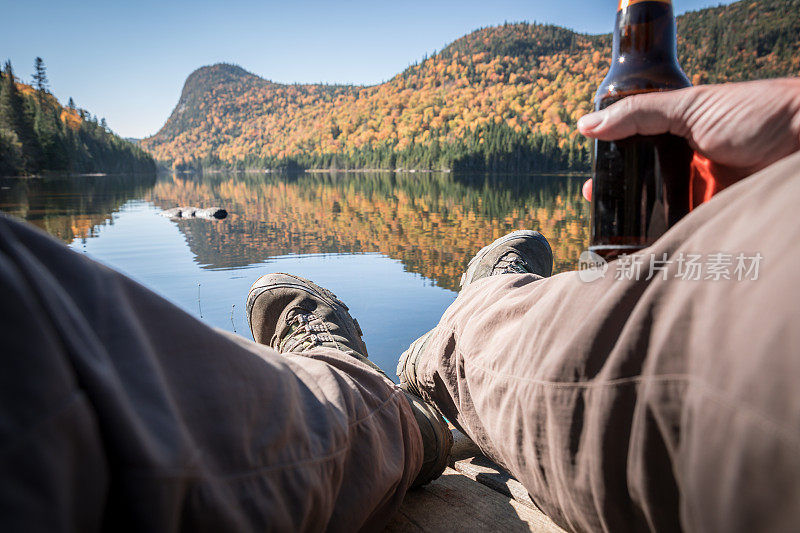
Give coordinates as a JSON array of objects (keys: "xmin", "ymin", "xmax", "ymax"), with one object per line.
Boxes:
[
  {"xmin": 0, "ymin": 213, "xmax": 422, "ymax": 532},
  {"xmin": 414, "ymin": 151, "xmax": 800, "ymax": 532}
]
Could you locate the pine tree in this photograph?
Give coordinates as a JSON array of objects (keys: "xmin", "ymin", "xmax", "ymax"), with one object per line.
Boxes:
[
  {"xmin": 0, "ymin": 60, "xmax": 154, "ymax": 174},
  {"xmin": 32, "ymin": 57, "xmax": 48, "ymax": 105},
  {"xmin": 0, "ymin": 61, "xmax": 19, "ymax": 131},
  {"xmin": 0, "ymin": 61, "xmax": 38, "ymax": 171},
  {"xmin": 34, "ymin": 97, "xmax": 58, "ymax": 169}
]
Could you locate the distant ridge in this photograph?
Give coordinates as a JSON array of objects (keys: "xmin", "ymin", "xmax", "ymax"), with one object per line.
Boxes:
[{"xmin": 142, "ymin": 0, "xmax": 800, "ymax": 172}]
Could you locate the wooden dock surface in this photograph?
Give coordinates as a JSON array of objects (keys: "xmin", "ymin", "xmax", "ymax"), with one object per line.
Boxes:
[{"xmin": 385, "ymin": 429, "xmax": 565, "ymax": 532}]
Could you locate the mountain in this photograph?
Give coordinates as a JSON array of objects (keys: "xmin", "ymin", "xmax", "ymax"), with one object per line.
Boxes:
[
  {"xmin": 141, "ymin": 0, "xmax": 800, "ymax": 172},
  {"xmin": 0, "ymin": 62, "xmax": 156, "ymax": 176}
]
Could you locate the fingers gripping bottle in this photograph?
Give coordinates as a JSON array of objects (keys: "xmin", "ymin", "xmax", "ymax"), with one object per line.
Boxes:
[{"xmin": 590, "ymin": 0, "xmax": 692, "ymax": 260}]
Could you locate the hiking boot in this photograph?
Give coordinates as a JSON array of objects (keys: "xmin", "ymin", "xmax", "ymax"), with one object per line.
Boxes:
[
  {"xmin": 396, "ymin": 331, "xmax": 454, "ymax": 488},
  {"xmin": 397, "ymin": 329, "xmax": 434, "ymax": 401},
  {"xmin": 404, "ymin": 390, "xmax": 453, "ymax": 488},
  {"xmin": 399, "ymin": 231, "xmax": 553, "ymax": 472},
  {"xmin": 401, "ymin": 230, "xmax": 553, "ymax": 391},
  {"xmin": 247, "ymin": 273, "xmax": 369, "ymax": 359},
  {"xmin": 459, "ymin": 229, "xmax": 553, "ymax": 289},
  {"xmin": 247, "ymin": 273, "xmax": 452, "ymax": 487}
]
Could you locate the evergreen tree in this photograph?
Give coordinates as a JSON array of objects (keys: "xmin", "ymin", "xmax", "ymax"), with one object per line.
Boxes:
[
  {"xmin": 0, "ymin": 60, "xmax": 154, "ymax": 175},
  {"xmin": 32, "ymin": 57, "xmax": 48, "ymax": 104},
  {"xmin": 0, "ymin": 61, "xmax": 19, "ymax": 131},
  {"xmin": 0, "ymin": 61, "xmax": 38, "ymax": 171}
]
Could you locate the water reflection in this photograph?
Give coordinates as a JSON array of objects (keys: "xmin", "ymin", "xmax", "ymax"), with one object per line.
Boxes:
[
  {"xmin": 0, "ymin": 171, "xmax": 591, "ymax": 376},
  {"xmin": 0, "ymin": 173, "xmax": 157, "ymax": 243},
  {"xmin": 0, "ymin": 172, "xmax": 590, "ymax": 291},
  {"xmin": 146, "ymin": 171, "xmax": 590, "ymax": 290}
]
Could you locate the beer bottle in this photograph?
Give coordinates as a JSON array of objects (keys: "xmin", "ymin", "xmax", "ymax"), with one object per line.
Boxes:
[{"xmin": 590, "ymin": 0, "xmax": 692, "ymax": 260}]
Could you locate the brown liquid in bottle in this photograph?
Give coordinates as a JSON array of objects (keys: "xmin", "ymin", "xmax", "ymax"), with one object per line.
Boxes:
[{"xmin": 590, "ymin": 0, "xmax": 692, "ymax": 260}]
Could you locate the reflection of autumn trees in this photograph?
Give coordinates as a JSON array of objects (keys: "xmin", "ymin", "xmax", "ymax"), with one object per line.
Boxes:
[
  {"xmin": 147, "ymin": 172, "xmax": 590, "ymax": 291},
  {"xmin": 2, "ymin": 171, "xmax": 591, "ymax": 291},
  {"xmin": 0, "ymin": 174, "xmax": 156, "ymax": 243}
]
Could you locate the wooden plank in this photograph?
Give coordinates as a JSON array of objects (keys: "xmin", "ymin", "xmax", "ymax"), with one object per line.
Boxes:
[
  {"xmin": 451, "ymin": 455, "xmax": 540, "ymax": 510},
  {"xmin": 448, "ymin": 428, "xmax": 542, "ymax": 512},
  {"xmin": 386, "ymin": 467, "xmax": 565, "ymax": 532},
  {"xmin": 449, "ymin": 427, "xmax": 483, "ymax": 461}
]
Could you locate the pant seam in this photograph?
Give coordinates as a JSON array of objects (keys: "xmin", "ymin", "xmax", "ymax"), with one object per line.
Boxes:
[
  {"xmin": 121, "ymin": 388, "xmax": 407, "ymax": 481},
  {"xmin": 346, "ymin": 387, "xmax": 407, "ymax": 429},
  {"xmin": 290, "ymin": 349, "xmax": 405, "ymax": 429},
  {"xmin": 456, "ymin": 345, "xmax": 800, "ymax": 450},
  {"xmin": 124, "ymin": 446, "xmax": 350, "ymax": 482}
]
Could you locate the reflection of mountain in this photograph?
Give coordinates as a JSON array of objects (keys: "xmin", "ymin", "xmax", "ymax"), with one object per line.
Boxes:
[
  {"xmin": 147, "ymin": 172, "xmax": 589, "ymax": 290},
  {"xmin": 0, "ymin": 174, "xmax": 157, "ymax": 243}
]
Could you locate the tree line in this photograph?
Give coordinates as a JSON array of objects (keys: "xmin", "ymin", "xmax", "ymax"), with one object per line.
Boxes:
[
  {"xmin": 0, "ymin": 58, "xmax": 155, "ymax": 176},
  {"xmin": 189, "ymin": 121, "xmax": 591, "ymax": 173}
]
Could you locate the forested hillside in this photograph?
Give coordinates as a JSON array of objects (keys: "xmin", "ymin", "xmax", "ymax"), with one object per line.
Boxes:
[
  {"xmin": 0, "ymin": 60, "xmax": 155, "ymax": 176},
  {"xmin": 142, "ymin": 0, "xmax": 800, "ymax": 172}
]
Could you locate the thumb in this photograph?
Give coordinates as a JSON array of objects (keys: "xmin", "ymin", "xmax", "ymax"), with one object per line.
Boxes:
[{"xmin": 577, "ymin": 90, "xmax": 688, "ymax": 141}]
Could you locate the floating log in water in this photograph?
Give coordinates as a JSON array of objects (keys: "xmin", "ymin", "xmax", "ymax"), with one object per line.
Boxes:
[{"xmin": 161, "ymin": 206, "xmax": 228, "ymax": 220}]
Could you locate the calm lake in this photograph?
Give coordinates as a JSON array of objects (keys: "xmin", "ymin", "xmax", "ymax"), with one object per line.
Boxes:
[{"xmin": 0, "ymin": 171, "xmax": 589, "ymax": 379}]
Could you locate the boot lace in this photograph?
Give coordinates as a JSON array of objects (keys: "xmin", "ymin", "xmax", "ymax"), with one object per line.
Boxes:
[
  {"xmin": 493, "ymin": 252, "xmax": 532, "ymax": 275},
  {"xmin": 278, "ymin": 312, "xmax": 334, "ymax": 353}
]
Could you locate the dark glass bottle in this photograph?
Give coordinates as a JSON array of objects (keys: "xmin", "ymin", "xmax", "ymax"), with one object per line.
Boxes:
[{"xmin": 590, "ymin": 0, "xmax": 692, "ymax": 260}]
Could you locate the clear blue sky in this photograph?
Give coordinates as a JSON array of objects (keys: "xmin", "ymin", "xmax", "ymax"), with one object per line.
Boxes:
[{"xmin": 2, "ymin": 0, "xmax": 733, "ymax": 138}]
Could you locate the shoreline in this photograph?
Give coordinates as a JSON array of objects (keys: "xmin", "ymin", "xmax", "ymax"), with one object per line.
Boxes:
[
  {"xmin": 0, "ymin": 171, "xmax": 158, "ymax": 179},
  {"xmin": 177, "ymin": 167, "xmax": 589, "ymax": 177}
]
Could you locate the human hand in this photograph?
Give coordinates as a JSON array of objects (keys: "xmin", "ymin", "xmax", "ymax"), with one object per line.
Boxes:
[{"xmin": 577, "ymin": 78, "xmax": 800, "ymax": 201}]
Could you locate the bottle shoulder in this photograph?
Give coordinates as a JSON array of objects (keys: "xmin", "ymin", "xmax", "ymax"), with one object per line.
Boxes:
[{"xmin": 595, "ymin": 60, "xmax": 690, "ymax": 104}]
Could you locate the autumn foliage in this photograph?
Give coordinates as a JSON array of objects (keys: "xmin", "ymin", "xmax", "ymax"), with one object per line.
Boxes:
[{"xmin": 141, "ymin": 0, "xmax": 800, "ymax": 172}]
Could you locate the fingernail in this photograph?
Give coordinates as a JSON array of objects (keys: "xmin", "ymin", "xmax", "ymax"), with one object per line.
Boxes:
[{"xmin": 577, "ymin": 113, "xmax": 603, "ymax": 131}]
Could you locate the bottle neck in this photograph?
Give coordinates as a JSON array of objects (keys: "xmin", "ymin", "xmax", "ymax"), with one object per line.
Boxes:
[{"xmin": 612, "ymin": 0, "xmax": 678, "ymax": 63}]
